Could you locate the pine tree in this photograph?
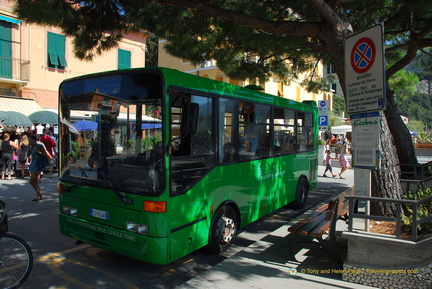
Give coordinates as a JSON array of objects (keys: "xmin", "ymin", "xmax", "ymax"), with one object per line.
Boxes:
[{"xmin": 15, "ymin": 0, "xmax": 432, "ymax": 215}]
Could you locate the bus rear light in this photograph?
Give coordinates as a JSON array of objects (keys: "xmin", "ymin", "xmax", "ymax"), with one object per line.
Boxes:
[
  {"xmin": 126, "ymin": 221, "xmax": 148, "ymax": 235},
  {"xmin": 144, "ymin": 201, "xmax": 166, "ymax": 213}
]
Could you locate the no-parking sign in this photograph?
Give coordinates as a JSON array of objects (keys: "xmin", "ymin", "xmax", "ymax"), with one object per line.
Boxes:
[{"xmin": 345, "ymin": 24, "xmax": 386, "ymax": 114}]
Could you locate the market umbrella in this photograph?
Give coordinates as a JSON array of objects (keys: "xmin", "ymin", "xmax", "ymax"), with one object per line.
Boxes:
[
  {"xmin": 1, "ymin": 111, "xmax": 33, "ymax": 127},
  {"xmin": 133, "ymin": 123, "xmax": 162, "ymax": 130},
  {"xmin": 244, "ymin": 84, "xmax": 264, "ymax": 91},
  {"xmin": 28, "ymin": 111, "xmax": 58, "ymax": 124},
  {"xmin": 0, "ymin": 111, "xmax": 7, "ymax": 122},
  {"xmin": 72, "ymin": 120, "xmax": 98, "ymax": 131}
]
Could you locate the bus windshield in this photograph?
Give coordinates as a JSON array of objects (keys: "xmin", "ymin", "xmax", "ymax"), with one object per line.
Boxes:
[{"xmin": 59, "ymin": 70, "xmax": 164, "ymax": 196}]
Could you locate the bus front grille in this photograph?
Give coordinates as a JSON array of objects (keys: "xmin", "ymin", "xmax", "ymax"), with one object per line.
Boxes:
[{"xmin": 93, "ymin": 231, "xmax": 106, "ymax": 240}]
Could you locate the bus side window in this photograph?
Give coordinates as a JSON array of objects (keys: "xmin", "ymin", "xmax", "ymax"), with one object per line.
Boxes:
[
  {"xmin": 274, "ymin": 108, "xmax": 296, "ymax": 155},
  {"xmin": 219, "ymin": 98, "xmax": 236, "ymax": 163},
  {"xmin": 239, "ymin": 103, "xmax": 270, "ymax": 161},
  {"xmin": 295, "ymin": 111, "xmax": 314, "ymax": 152}
]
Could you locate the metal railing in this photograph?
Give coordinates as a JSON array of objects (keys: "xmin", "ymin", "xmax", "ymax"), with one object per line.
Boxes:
[
  {"xmin": 398, "ymin": 160, "xmax": 432, "ymax": 193},
  {"xmin": 0, "ymin": 57, "xmax": 30, "ymax": 82},
  {"xmin": 399, "ymin": 160, "xmax": 432, "ymax": 180},
  {"xmin": 346, "ymin": 195, "xmax": 432, "ymax": 242}
]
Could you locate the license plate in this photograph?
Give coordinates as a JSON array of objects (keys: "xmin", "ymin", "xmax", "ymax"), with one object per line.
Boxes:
[{"xmin": 90, "ymin": 209, "xmax": 109, "ymax": 220}]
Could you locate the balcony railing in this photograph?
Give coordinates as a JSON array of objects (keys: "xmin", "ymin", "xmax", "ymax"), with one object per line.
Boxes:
[{"xmin": 0, "ymin": 57, "xmax": 30, "ymax": 82}]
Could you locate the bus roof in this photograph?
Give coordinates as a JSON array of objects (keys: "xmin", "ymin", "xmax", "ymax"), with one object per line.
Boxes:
[
  {"xmin": 154, "ymin": 67, "xmax": 317, "ymax": 112},
  {"xmin": 61, "ymin": 67, "xmax": 317, "ymax": 113}
]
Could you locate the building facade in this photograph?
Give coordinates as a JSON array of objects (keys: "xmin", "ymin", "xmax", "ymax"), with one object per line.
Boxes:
[
  {"xmin": 0, "ymin": 0, "xmax": 149, "ymax": 115},
  {"xmin": 158, "ymin": 39, "xmax": 334, "ymax": 108}
]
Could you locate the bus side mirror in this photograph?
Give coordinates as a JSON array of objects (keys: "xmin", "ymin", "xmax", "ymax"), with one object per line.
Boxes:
[{"xmin": 180, "ymin": 102, "xmax": 199, "ymax": 136}]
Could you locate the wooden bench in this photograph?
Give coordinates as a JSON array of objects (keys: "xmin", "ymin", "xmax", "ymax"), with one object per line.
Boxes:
[{"xmin": 287, "ymin": 187, "xmax": 354, "ymax": 267}]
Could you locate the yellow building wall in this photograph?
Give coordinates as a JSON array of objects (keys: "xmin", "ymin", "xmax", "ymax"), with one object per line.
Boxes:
[
  {"xmin": 21, "ymin": 25, "xmax": 147, "ymax": 109},
  {"xmin": 0, "ymin": 0, "xmax": 149, "ymax": 111},
  {"xmin": 158, "ymin": 40, "xmax": 331, "ymax": 104}
]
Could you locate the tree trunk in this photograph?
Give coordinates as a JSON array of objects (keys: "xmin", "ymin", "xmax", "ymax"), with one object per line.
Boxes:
[
  {"xmin": 383, "ymin": 84, "xmax": 418, "ymax": 173},
  {"xmin": 370, "ymin": 112, "xmax": 403, "ymax": 216}
]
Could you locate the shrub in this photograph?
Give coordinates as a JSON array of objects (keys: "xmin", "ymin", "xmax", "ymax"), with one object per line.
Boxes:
[
  {"xmin": 401, "ymin": 185, "xmax": 432, "ymax": 236},
  {"xmin": 415, "ymin": 132, "xmax": 432, "ymax": 144}
]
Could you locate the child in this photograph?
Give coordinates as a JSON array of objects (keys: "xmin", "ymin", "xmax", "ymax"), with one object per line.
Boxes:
[{"xmin": 323, "ymin": 150, "xmax": 336, "ymax": 177}]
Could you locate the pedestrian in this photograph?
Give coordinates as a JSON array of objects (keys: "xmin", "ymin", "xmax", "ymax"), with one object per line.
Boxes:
[
  {"xmin": 18, "ymin": 134, "xmax": 30, "ymax": 178},
  {"xmin": 323, "ymin": 130, "xmax": 332, "ymax": 150},
  {"xmin": 28, "ymin": 135, "xmax": 52, "ymax": 201},
  {"xmin": 1, "ymin": 133, "xmax": 19, "ymax": 180},
  {"xmin": 39, "ymin": 129, "xmax": 56, "ymax": 178},
  {"xmin": 323, "ymin": 150, "xmax": 336, "ymax": 177},
  {"xmin": 338, "ymin": 138, "xmax": 351, "ymax": 179},
  {"xmin": 335, "ymin": 138, "xmax": 343, "ymax": 158}
]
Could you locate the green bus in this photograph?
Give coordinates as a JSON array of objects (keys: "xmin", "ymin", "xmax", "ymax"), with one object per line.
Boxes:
[{"xmin": 57, "ymin": 67, "xmax": 318, "ymax": 265}]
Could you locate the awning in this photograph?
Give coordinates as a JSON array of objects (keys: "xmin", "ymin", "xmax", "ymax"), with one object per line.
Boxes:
[
  {"xmin": 0, "ymin": 97, "xmax": 43, "ymax": 116},
  {"xmin": 0, "ymin": 15, "xmax": 21, "ymax": 25},
  {"xmin": 331, "ymin": 125, "xmax": 352, "ymax": 135}
]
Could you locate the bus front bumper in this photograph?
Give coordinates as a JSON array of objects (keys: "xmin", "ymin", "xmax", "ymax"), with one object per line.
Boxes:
[{"xmin": 59, "ymin": 214, "xmax": 170, "ymax": 265}]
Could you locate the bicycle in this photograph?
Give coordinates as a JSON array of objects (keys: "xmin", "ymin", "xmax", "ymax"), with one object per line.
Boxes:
[{"xmin": 0, "ymin": 200, "xmax": 33, "ymax": 289}]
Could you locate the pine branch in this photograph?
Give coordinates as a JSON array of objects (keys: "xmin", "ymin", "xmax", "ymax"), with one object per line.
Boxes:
[{"xmin": 137, "ymin": 0, "xmax": 322, "ymax": 37}]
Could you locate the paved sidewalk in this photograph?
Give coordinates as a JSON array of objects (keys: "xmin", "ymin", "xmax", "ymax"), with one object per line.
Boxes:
[{"xmin": 177, "ymin": 165, "xmax": 377, "ymax": 289}]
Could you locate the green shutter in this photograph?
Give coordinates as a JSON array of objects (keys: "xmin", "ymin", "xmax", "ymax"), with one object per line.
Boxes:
[
  {"xmin": 47, "ymin": 32, "xmax": 67, "ymax": 68},
  {"xmin": 58, "ymin": 52, "xmax": 67, "ymax": 67},
  {"xmin": 47, "ymin": 32, "xmax": 58, "ymax": 66},
  {"xmin": 124, "ymin": 50, "xmax": 131, "ymax": 68},
  {"xmin": 48, "ymin": 51, "xmax": 59, "ymax": 66},
  {"xmin": 118, "ymin": 49, "xmax": 131, "ymax": 70},
  {"xmin": 0, "ymin": 21, "xmax": 12, "ymax": 78},
  {"xmin": 57, "ymin": 34, "xmax": 67, "ymax": 67},
  {"xmin": 117, "ymin": 49, "xmax": 123, "ymax": 69}
]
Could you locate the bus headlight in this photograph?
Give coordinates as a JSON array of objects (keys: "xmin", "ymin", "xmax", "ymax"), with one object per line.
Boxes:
[
  {"xmin": 126, "ymin": 221, "xmax": 148, "ymax": 235},
  {"xmin": 126, "ymin": 221, "xmax": 137, "ymax": 231},
  {"xmin": 62, "ymin": 206, "xmax": 78, "ymax": 216},
  {"xmin": 137, "ymin": 225, "xmax": 148, "ymax": 235}
]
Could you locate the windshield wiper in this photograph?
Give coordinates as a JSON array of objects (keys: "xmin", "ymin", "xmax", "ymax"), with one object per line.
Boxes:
[
  {"xmin": 69, "ymin": 154, "xmax": 89, "ymax": 178},
  {"xmin": 98, "ymin": 169, "xmax": 133, "ymax": 206}
]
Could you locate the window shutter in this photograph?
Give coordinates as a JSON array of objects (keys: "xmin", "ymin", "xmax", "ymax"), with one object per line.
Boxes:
[
  {"xmin": 57, "ymin": 34, "xmax": 67, "ymax": 67},
  {"xmin": 47, "ymin": 32, "xmax": 67, "ymax": 68},
  {"xmin": 118, "ymin": 49, "xmax": 131, "ymax": 70},
  {"xmin": 0, "ymin": 21, "xmax": 12, "ymax": 78},
  {"xmin": 47, "ymin": 32, "xmax": 59, "ymax": 66}
]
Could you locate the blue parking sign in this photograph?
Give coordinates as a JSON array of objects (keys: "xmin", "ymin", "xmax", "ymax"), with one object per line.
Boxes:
[{"xmin": 319, "ymin": 116, "xmax": 328, "ymax": 126}]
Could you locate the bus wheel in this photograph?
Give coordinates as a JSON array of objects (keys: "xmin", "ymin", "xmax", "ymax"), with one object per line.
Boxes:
[
  {"xmin": 205, "ymin": 205, "xmax": 238, "ymax": 254},
  {"xmin": 290, "ymin": 178, "xmax": 308, "ymax": 209}
]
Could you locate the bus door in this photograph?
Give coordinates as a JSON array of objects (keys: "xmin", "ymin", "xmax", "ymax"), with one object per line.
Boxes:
[{"xmin": 169, "ymin": 92, "xmax": 216, "ymax": 195}]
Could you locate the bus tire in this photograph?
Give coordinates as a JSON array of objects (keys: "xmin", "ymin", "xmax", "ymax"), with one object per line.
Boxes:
[
  {"xmin": 205, "ymin": 205, "xmax": 238, "ymax": 254},
  {"xmin": 290, "ymin": 177, "xmax": 308, "ymax": 209}
]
